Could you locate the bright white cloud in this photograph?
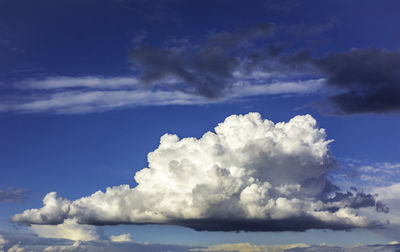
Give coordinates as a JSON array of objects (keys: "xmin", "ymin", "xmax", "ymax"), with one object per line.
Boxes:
[
  {"xmin": 13, "ymin": 113, "xmax": 382, "ymax": 231},
  {"xmin": 109, "ymin": 233, "xmax": 132, "ymax": 243},
  {"xmin": 30, "ymin": 218, "xmax": 98, "ymax": 241},
  {"xmin": 0, "ymin": 76, "xmax": 323, "ymax": 114},
  {"xmin": 197, "ymin": 242, "xmax": 309, "ymax": 252}
]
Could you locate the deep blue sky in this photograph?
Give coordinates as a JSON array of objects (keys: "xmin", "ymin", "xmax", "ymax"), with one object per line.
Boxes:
[{"xmin": 1, "ymin": 0, "xmax": 400, "ymax": 249}]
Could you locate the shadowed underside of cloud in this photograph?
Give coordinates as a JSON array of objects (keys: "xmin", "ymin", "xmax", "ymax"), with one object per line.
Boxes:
[{"xmin": 12, "ymin": 113, "xmax": 385, "ymax": 232}]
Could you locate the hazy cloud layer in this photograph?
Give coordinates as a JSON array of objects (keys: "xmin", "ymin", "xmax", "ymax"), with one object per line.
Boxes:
[
  {"xmin": 2, "ymin": 233, "xmax": 400, "ymax": 252},
  {"xmin": 13, "ymin": 113, "xmax": 384, "ymax": 231},
  {"xmin": 0, "ymin": 232, "xmax": 201, "ymax": 252},
  {"xmin": 287, "ymin": 243, "xmax": 400, "ymax": 252}
]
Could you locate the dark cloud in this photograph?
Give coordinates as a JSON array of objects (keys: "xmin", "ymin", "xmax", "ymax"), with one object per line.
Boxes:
[
  {"xmin": 130, "ymin": 23, "xmax": 275, "ymax": 97},
  {"xmin": 131, "ymin": 22, "xmax": 400, "ymax": 115},
  {"xmin": 326, "ymin": 191, "xmax": 377, "ymax": 209},
  {"xmin": 313, "ymin": 48, "xmax": 400, "ymax": 114},
  {"xmin": 0, "ymin": 187, "xmax": 27, "ymax": 202},
  {"xmin": 376, "ymin": 201, "xmax": 390, "ymax": 214}
]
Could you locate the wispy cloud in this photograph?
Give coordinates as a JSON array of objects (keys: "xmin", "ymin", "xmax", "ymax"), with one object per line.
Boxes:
[
  {"xmin": 16, "ymin": 76, "xmax": 140, "ymax": 90},
  {"xmin": 0, "ymin": 187, "xmax": 27, "ymax": 202},
  {"xmin": 0, "ymin": 76, "xmax": 322, "ymax": 114}
]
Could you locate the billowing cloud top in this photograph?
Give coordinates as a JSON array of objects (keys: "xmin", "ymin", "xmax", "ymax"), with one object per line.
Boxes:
[{"xmin": 12, "ymin": 113, "xmax": 383, "ymax": 231}]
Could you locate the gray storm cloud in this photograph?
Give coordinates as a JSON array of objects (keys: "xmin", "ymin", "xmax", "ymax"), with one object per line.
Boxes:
[{"xmin": 12, "ymin": 113, "xmax": 383, "ymax": 231}]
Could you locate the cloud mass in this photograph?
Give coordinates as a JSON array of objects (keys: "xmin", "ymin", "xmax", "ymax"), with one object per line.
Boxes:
[
  {"xmin": 313, "ymin": 48, "xmax": 400, "ymax": 114},
  {"xmin": 12, "ymin": 113, "xmax": 385, "ymax": 231}
]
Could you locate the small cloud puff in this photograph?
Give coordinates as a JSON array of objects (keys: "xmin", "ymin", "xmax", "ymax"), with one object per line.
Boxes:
[{"xmin": 109, "ymin": 234, "xmax": 132, "ymax": 243}]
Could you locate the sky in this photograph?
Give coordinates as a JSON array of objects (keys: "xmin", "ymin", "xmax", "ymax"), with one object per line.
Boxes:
[{"xmin": 1, "ymin": 0, "xmax": 400, "ymax": 251}]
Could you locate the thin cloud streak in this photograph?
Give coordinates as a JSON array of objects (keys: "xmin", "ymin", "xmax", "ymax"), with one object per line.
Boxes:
[
  {"xmin": 0, "ymin": 76, "xmax": 323, "ymax": 114},
  {"xmin": 0, "ymin": 187, "xmax": 27, "ymax": 202},
  {"xmin": 16, "ymin": 76, "xmax": 140, "ymax": 90}
]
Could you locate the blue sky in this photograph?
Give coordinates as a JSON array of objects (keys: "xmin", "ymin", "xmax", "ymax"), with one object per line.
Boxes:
[{"xmin": 1, "ymin": 0, "xmax": 400, "ymax": 251}]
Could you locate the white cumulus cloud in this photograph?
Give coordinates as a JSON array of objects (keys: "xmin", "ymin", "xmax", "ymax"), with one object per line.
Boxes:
[{"xmin": 13, "ymin": 113, "xmax": 383, "ymax": 231}]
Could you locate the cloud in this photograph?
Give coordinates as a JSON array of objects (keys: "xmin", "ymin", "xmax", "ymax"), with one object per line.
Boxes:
[
  {"xmin": 357, "ymin": 162, "xmax": 400, "ymax": 186},
  {"xmin": 43, "ymin": 242, "xmax": 83, "ymax": 252},
  {"xmin": 364, "ymin": 183, "xmax": 400, "ymax": 231},
  {"xmin": 42, "ymin": 241, "xmax": 200, "ymax": 252},
  {"xmin": 197, "ymin": 242, "xmax": 309, "ymax": 252},
  {"xmin": 313, "ymin": 48, "xmax": 400, "ymax": 114},
  {"xmin": 329, "ymin": 160, "xmax": 400, "ymax": 241},
  {"xmin": 109, "ymin": 234, "xmax": 131, "ymax": 243},
  {"xmin": 6, "ymin": 244, "xmax": 31, "ymax": 252},
  {"xmin": 30, "ymin": 218, "xmax": 99, "ymax": 241},
  {"xmin": 0, "ymin": 188, "xmax": 27, "ymax": 202},
  {"xmin": 0, "ymin": 76, "xmax": 321, "ymax": 114},
  {"xmin": 286, "ymin": 243, "xmax": 400, "ymax": 252},
  {"xmin": 17, "ymin": 76, "xmax": 139, "ymax": 90},
  {"xmin": 2, "ymin": 233, "xmax": 400, "ymax": 252},
  {"xmin": 130, "ymin": 28, "xmax": 400, "ymax": 115},
  {"xmin": 130, "ymin": 24, "xmax": 276, "ymax": 98},
  {"xmin": 12, "ymin": 113, "xmax": 384, "ymax": 231},
  {"xmin": 2, "ymin": 24, "xmax": 397, "ymax": 115},
  {"xmin": 0, "ymin": 234, "xmax": 7, "ymax": 252},
  {"xmin": 0, "ymin": 233, "xmax": 200, "ymax": 252}
]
